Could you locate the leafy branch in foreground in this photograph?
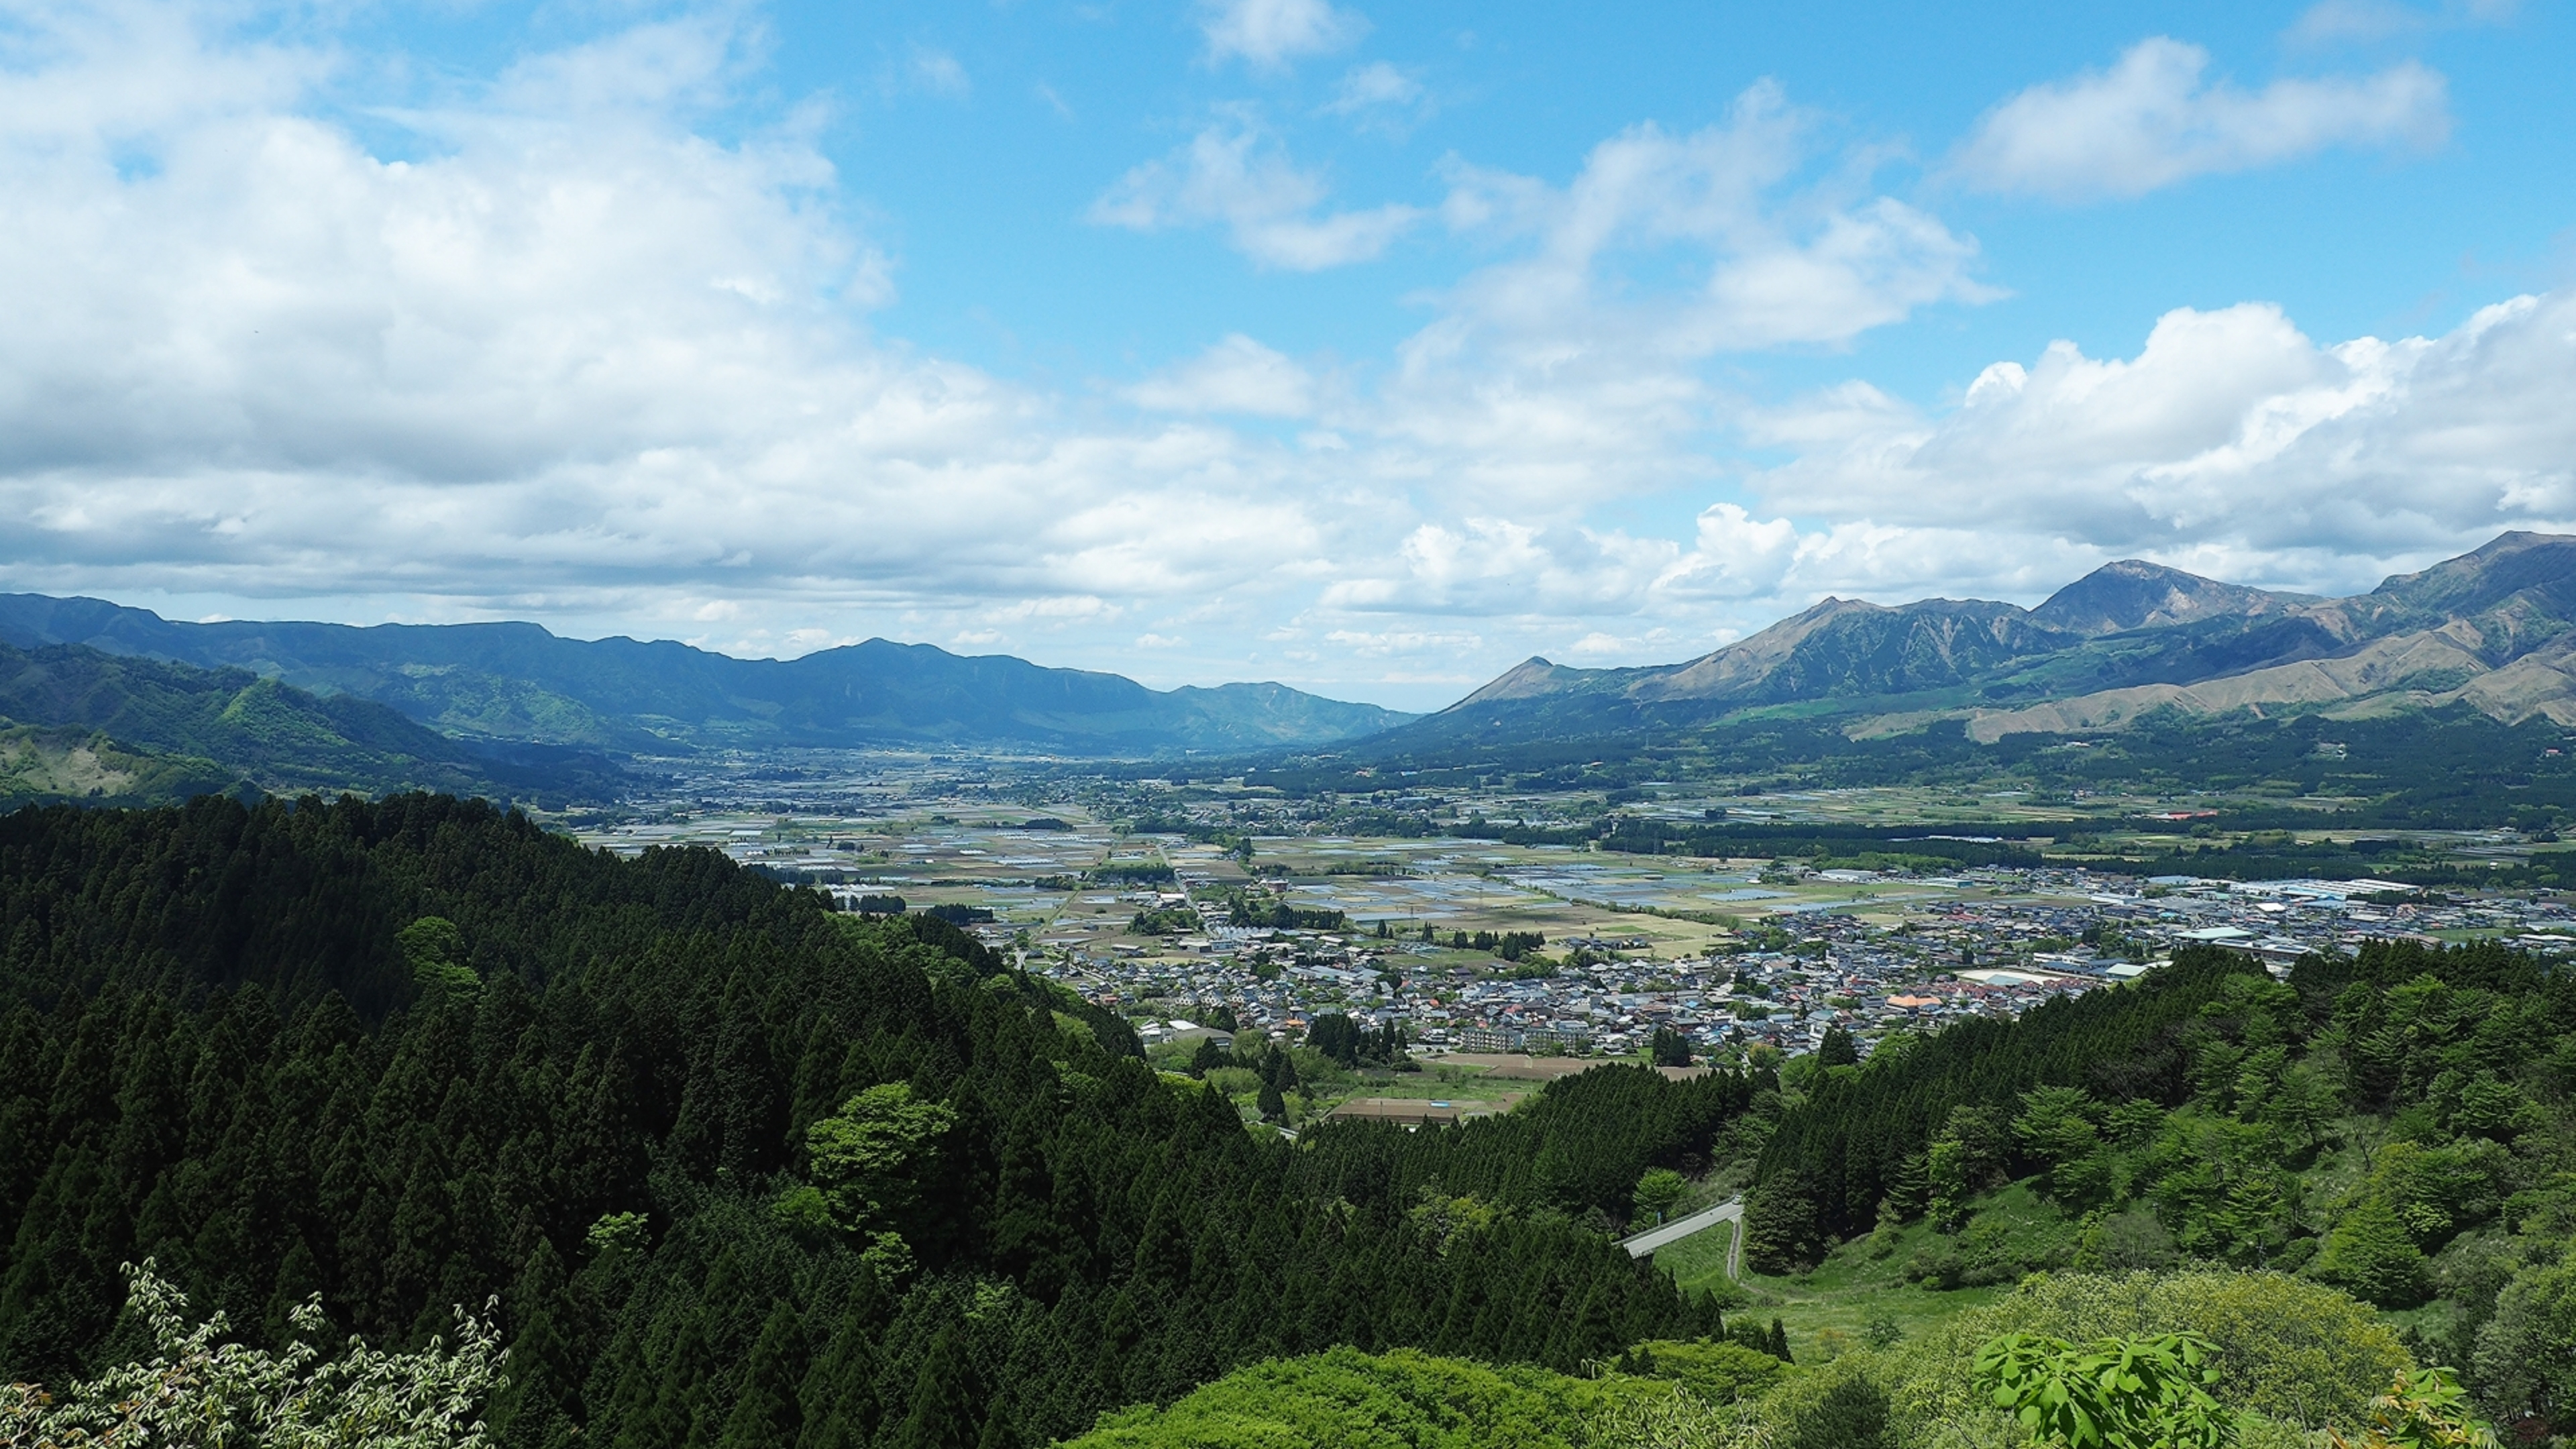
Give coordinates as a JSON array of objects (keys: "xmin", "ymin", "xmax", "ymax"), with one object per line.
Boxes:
[
  {"xmin": 1, "ymin": 1260, "xmax": 504, "ymax": 1449},
  {"xmin": 1975, "ymin": 1332, "xmax": 2233, "ymax": 1449}
]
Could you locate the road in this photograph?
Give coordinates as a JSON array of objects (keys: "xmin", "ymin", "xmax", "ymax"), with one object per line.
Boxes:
[{"xmin": 1617, "ymin": 1197, "xmax": 1742, "ymax": 1275}]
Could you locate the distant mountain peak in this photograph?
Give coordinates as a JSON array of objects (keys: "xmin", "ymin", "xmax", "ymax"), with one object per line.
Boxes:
[
  {"xmin": 1456, "ymin": 657, "xmax": 1594, "ymax": 706},
  {"xmin": 2033, "ymin": 559, "xmax": 2313, "ymax": 637},
  {"xmin": 2367, "ymin": 530, "xmax": 2576, "ymax": 614},
  {"xmin": 1389, "ymin": 529, "xmax": 2576, "ymax": 757}
]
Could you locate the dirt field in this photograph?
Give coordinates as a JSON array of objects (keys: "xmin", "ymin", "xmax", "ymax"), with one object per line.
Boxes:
[{"xmin": 1435, "ymin": 1052, "xmax": 1709, "ymax": 1082}]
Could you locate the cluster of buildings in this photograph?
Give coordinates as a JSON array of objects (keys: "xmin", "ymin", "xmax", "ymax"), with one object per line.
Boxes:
[{"xmin": 1030, "ymin": 864, "xmax": 2576, "ymax": 1064}]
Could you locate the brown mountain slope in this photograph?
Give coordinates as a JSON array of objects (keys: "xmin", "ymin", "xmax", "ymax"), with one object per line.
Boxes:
[{"xmin": 1424, "ymin": 531, "xmax": 2576, "ymax": 743}]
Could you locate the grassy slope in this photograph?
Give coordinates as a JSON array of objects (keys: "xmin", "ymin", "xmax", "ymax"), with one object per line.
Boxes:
[
  {"xmin": 1697, "ymin": 1182, "xmax": 2063, "ymax": 1352},
  {"xmin": 0, "ymin": 726, "xmax": 239, "ymax": 808}
]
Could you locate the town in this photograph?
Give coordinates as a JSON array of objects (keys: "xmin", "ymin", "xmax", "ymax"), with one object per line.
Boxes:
[{"xmin": 573, "ymin": 749, "xmax": 2576, "ymax": 1121}]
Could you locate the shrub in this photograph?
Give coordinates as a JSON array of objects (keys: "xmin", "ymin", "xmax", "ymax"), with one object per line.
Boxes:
[
  {"xmin": 1892, "ymin": 1271, "xmax": 2411, "ymax": 1437},
  {"xmin": 1617, "ymin": 1340, "xmax": 1785, "ymax": 1404},
  {"xmin": 1755, "ymin": 1359, "xmax": 1897, "ymax": 1449},
  {"xmin": 1065, "ymin": 1346, "xmax": 1678, "ymax": 1449}
]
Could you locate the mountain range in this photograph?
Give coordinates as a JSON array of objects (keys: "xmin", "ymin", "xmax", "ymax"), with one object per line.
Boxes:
[
  {"xmin": 7, "ymin": 531, "xmax": 2566, "ymax": 805},
  {"xmin": 1389, "ymin": 530, "xmax": 2576, "ymax": 751},
  {"xmin": 0, "ymin": 596, "xmax": 1412, "ymax": 770}
]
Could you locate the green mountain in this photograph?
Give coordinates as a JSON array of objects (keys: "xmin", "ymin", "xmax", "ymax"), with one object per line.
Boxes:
[
  {"xmin": 0, "ymin": 594, "xmax": 1413, "ymax": 755},
  {"xmin": 0, "ymin": 639, "xmax": 629, "ymax": 807},
  {"xmin": 1397, "ymin": 531, "xmax": 2576, "ymax": 754},
  {"xmin": 0, "ymin": 794, "xmax": 1723, "ymax": 1444}
]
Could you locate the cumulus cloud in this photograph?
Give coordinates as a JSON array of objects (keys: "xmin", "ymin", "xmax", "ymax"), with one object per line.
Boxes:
[
  {"xmin": 1751, "ymin": 290, "xmax": 2576, "ymax": 570},
  {"xmin": 1342, "ymin": 83, "xmax": 1994, "ymax": 513},
  {"xmin": 0, "ymin": 3, "xmax": 1345, "ymax": 636},
  {"xmin": 1291, "ymin": 296, "xmax": 2576, "ymax": 656},
  {"xmin": 1305, "ymin": 501, "xmax": 2094, "ymax": 639},
  {"xmin": 1199, "ymin": 0, "xmax": 1368, "ymax": 70},
  {"xmin": 1087, "ymin": 117, "xmax": 1421, "ymax": 269},
  {"xmin": 1955, "ymin": 38, "xmax": 2449, "ymax": 201},
  {"xmin": 1426, "ymin": 87, "xmax": 1996, "ymax": 364},
  {"xmin": 1128, "ymin": 335, "xmax": 1317, "ymax": 417}
]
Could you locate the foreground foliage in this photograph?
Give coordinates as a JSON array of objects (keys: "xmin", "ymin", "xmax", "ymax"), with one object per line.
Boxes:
[
  {"xmin": 1974, "ymin": 1332, "xmax": 2231, "ymax": 1449},
  {"xmin": 2, "ymin": 1261, "xmax": 502, "ymax": 1448}
]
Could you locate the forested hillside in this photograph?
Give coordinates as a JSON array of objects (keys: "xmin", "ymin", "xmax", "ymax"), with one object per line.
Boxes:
[
  {"xmin": 0, "ymin": 641, "xmax": 630, "ymax": 808},
  {"xmin": 0, "ymin": 795, "xmax": 1729, "ymax": 1447},
  {"xmin": 0, "ymin": 595, "xmax": 1413, "ymax": 755},
  {"xmin": 1741, "ymin": 938, "xmax": 2576, "ymax": 1432}
]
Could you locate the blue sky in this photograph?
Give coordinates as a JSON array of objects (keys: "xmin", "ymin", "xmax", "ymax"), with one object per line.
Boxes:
[{"xmin": 0, "ymin": 0, "xmax": 2569, "ymax": 709}]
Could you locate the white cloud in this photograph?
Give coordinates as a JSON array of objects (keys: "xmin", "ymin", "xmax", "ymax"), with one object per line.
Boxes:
[
  {"xmin": 2286, "ymin": 0, "xmax": 2516, "ymax": 46},
  {"xmin": 1955, "ymin": 38, "xmax": 2449, "ymax": 201},
  {"xmin": 1430, "ymin": 89, "xmax": 1996, "ymax": 360},
  {"xmin": 1200, "ymin": 0, "xmax": 1368, "ymax": 70},
  {"xmin": 1324, "ymin": 626, "xmax": 1483, "ymax": 656},
  {"xmin": 0, "ymin": 3, "xmax": 1349, "ymax": 639},
  {"xmin": 1653, "ymin": 504, "xmax": 1800, "ymax": 600},
  {"xmin": 1327, "ymin": 60, "xmax": 1419, "ymax": 113},
  {"xmin": 1129, "ymin": 335, "xmax": 1317, "ymax": 417},
  {"xmin": 1087, "ymin": 117, "xmax": 1421, "ymax": 269},
  {"xmin": 1344, "ymin": 84, "xmax": 1994, "ymax": 513},
  {"xmin": 1752, "ymin": 290, "xmax": 2576, "ymax": 570},
  {"xmin": 1322, "ymin": 60, "xmax": 1430, "ymax": 134},
  {"xmin": 906, "ymin": 46, "xmax": 970, "ymax": 99}
]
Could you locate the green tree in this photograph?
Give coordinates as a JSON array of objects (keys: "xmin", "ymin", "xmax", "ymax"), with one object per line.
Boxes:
[
  {"xmin": 2260, "ymin": 1061, "xmax": 2333, "ymax": 1152},
  {"xmin": 398, "ymin": 916, "xmax": 477, "ymax": 992},
  {"xmin": 891, "ymin": 1325, "xmax": 981, "ymax": 1449},
  {"xmin": 1743, "ymin": 1175, "xmax": 1823, "ymax": 1275},
  {"xmin": 2470, "ymin": 1246, "xmax": 2576, "ymax": 1427},
  {"xmin": 1650, "ymin": 1026, "xmax": 1695, "ymax": 1068},
  {"xmin": 782, "ymin": 1083, "xmax": 959, "ymax": 1254},
  {"xmin": 2315, "ymin": 1199, "xmax": 2428, "ymax": 1308},
  {"xmin": 1632, "ymin": 1169, "xmax": 1687, "ymax": 1225},
  {"xmin": 1187, "ymin": 1036, "xmax": 1227, "ymax": 1077},
  {"xmin": 718, "ymin": 1300, "xmax": 807, "ymax": 1449},
  {"xmin": 2328, "ymin": 1368, "xmax": 2498, "ymax": 1449},
  {"xmin": 1816, "ymin": 1026, "xmax": 1858, "ymax": 1070}
]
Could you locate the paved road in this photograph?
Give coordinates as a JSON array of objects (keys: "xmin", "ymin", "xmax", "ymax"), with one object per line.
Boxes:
[{"xmin": 1618, "ymin": 1198, "xmax": 1742, "ymax": 1275}]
